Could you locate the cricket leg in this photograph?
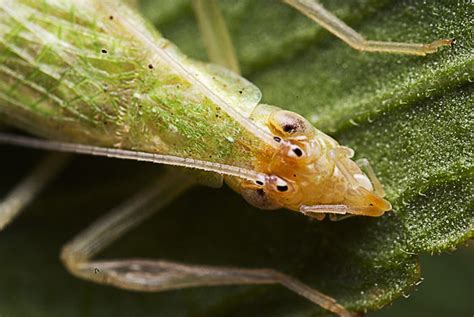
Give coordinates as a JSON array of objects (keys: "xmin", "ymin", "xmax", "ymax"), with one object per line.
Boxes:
[
  {"xmin": 0, "ymin": 153, "xmax": 69, "ymax": 230},
  {"xmin": 60, "ymin": 171, "xmax": 354, "ymax": 317},
  {"xmin": 300, "ymin": 204, "xmax": 385, "ymax": 218},
  {"xmin": 283, "ymin": 0, "xmax": 454, "ymax": 55},
  {"xmin": 192, "ymin": 0, "xmax": 240, "ymax": 73}
]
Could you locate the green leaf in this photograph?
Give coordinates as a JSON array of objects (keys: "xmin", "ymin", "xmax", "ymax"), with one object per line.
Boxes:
[{"xmin": 0, "ymin": 0, "xmax": 472, "ymax": 316}]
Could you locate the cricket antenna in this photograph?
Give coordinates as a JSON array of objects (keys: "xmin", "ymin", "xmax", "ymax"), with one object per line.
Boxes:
[{"xmin": 0, "ymin": 133, "xmax": 270, "ymax": 184}]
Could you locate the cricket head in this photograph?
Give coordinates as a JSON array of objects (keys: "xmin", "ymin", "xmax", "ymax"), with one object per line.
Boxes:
[{"xmin": 238, "ymin": 107, "xmax": 391, "ymax": 218}]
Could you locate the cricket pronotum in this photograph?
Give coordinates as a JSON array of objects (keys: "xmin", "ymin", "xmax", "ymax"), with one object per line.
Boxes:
[{"xmin": 0, "ymin": 0, "xmax": 453, "ymax": 316}]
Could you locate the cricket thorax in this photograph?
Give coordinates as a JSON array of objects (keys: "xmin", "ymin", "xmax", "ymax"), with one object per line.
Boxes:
[{"xmin": 231, "ymin": 105, "xmax": 391, "ymax": 216}]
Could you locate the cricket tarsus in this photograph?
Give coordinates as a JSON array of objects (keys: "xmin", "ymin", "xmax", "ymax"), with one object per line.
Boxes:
[
  {"xmin": 61, "ymin": 170, "xmax": 354, "ymax": 317},
  {"xmin": 284, "ymin": 0, "xmax": 453, "ymax": 55},
  {"xmin": 0, "ymin": 153, "xmax": 69, "ymax": 230}
]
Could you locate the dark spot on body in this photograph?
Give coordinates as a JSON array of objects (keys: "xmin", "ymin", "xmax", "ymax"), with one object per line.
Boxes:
[
  {"xmin": 148, "ymin": 64, "xmax": 154, "ymax": 69},
  {"xmin": 101, "ymin": 49, "xmax": 108, "ymax": 54},
  {"xmin": 256, "ymin": 188, "xmax": 265, "ymax": 196},
  {"xmin": 273, "ymin": 136, "xmax": 281, "ymax": 142},
  {"xmin": 277, "ymin": 185, "xmax": 288, "ymax": 192},
  {"xmin": 256, "ymin": 180, "xmax": 264, "ymax": 186},
  {"xmin": 109, "ymin": 15, "xmax": 114, "ymax": 20},
  {"xmin": 238, "ymin": 90, "xmax": 243, "ymax": 94}
]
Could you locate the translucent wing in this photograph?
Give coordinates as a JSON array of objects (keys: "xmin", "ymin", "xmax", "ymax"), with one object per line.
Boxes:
[
  {"xmin": 187, "ymin": 62, "xmax": 262, "ymax": 118},
  {"xmin": 153, "ymin": 39, "xmax": 262, "ymax": 118}
]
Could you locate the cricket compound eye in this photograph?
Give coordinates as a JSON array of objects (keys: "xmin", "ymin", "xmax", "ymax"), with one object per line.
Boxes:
[{"xmin": 269, "ymin": 110, "xmax": 314, "ymax": 137}]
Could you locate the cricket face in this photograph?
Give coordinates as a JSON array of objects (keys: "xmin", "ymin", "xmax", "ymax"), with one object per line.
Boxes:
[{"xmin": 241, "ymin": 109, "xmax": 391, "ymax": 216}]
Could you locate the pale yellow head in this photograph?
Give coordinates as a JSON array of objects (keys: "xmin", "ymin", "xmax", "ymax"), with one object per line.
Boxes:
[{"xmin": 229, "ymin": 105, "xmax": 392, "ymax": 218}]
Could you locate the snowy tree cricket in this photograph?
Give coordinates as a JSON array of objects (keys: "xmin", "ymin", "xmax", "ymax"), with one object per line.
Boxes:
[{"xmin": 0, "ymin": 0, "xmax": 454, "ymax": 316}]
